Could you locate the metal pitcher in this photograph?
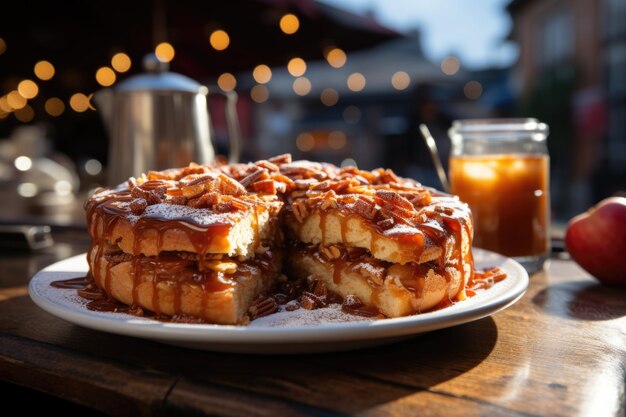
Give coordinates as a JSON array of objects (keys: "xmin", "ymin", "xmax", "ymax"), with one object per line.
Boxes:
[{"xmin": 94, "ymin": 54, "xmax": 240, "ymax": 185}]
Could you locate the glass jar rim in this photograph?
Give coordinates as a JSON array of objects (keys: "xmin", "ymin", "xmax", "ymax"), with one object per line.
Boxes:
[{"xmin": 449, "ymin": 118, "xmax": 549, "ymax": 140}]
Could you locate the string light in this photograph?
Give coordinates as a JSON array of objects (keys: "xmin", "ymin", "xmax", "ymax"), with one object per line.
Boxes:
[
  {"xmin": 111, "ymin": 53, "xmax": 131, "ymax": 72},
  {"xmin": 296, "ymin": 132, "xmax": 314, "ymax": 152},
  {"xmin": 45, "ymin": 98, "xmax": 65, "ymax": 116},
  {"xmin": 464, "ymin": 81, "xmax": 483, "ymax": 100},
  {"xmin": 347, "ymin": 73, "xmax": 366, "ymax": 92},
  {"xmin": 391, "ymin": 71, "xmax": 411, "ymax": 90},
  {"xmin": 34, "ymin": 61, "xmax": 55, "ymax": 80},
  {"xmin": 69, "ymin": 93, "xmax": 91, "ymax": 112},
  {"xmin": 250, "ymin": 85, "xmax": 269, "ymax": 103},
  {"xmin": 14, "ymin": 105, "xmax": 34, "ymax": 122},
  {"xmin": 328, "ymin": 131, "xmax": 347, "ymax": 150},
  {"xmin": 95, "ymin": 67, "xmax": 116, "ymax": 87},
  {"xmin": 441, "ymin": 56, "xmax": 460, "ymax": 75},
  {"xmin": 209, "ymin": 30, "xmax": 230, "ymax": 51},
  {"xmin": 252, "ymin": 65, "xmax": 272, "ymax": 84},
  {"xmin": 155, "ymin": 42, "xmax": 175, "ymax": 62},
  {"xmin": 320, "ymin": 88, "xmax": 339, "ymax": 106},
  {"xmin": 279, "ymin": 14, "xmax": 300, "ymax": 35},
  {"xmin": 325, "ymin": 48, "xmax": 347, "ymax": 68},
  {"xmin": 17, "ymin": 80, "xmax": 39, "ymax": 99},
  {"xmin": 287, "ymin": 57, "xmax": 306, "ymax": 77},
  {"xmin": 7, "ymin": 91, "xmax": 26, "ymax": 110},
  {"xmin": 0, "ymin": 97, "xmax": 11, "ymax": 112},
  {"xmin": 217, "ymin": 73, "xmax": 237, "ymax": 92},
  {"xmin": 292, "ymin": 77, "xmax": 311, "ymax": 96}
]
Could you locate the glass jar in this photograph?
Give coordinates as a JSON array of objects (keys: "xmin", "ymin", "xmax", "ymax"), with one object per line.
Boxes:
[{"xmin": 448, "ymin": 118, "xmax": 550, "ymax": 273}]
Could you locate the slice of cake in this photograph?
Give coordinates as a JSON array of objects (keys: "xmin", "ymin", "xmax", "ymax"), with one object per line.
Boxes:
[
  {"xmin": 85, "ymin": 156, "xmax": 291, "ymax": 324},
  {"xmin": 279, "ymin": 161, "xmax": 474, "ymax": 317}
]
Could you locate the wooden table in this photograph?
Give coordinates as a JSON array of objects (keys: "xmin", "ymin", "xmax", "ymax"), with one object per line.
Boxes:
[{"xmin": 1, "ymin": 229, "xmax": 624, "ymax": 417}]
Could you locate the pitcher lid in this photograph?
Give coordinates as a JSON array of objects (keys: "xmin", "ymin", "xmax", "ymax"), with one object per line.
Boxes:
[{"xmin": 115, "ymin": 53, "xmax": 202, "ymax": 93}]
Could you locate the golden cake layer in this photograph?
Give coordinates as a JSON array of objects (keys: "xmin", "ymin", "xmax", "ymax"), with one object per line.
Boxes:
[{"xmin": 88, "ymin": 242, "xmax": 280, "ymax": 324}]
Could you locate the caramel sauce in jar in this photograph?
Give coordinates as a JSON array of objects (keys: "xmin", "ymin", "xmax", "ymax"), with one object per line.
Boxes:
[{"xmin": 449, "ymin": 154, "xmax": 549, "ymax": 258}]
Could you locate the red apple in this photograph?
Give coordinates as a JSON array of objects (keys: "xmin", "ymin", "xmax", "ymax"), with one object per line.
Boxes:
[{"xmin": 565, "ymin": 196, "xmax": 626, "ymax": 285}]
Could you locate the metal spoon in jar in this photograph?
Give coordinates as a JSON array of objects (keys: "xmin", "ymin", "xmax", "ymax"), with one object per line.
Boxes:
[{"xmin": 419, "ymin": 124, "xmax": 450, "ymax": 193}]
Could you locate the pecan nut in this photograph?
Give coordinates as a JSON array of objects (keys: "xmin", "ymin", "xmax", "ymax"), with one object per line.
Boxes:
[
  {"xmin": 320, "ymin": 244, "xmax": 343, "ymax": 261},
  {"xmin": 248, "ymin": 295, "xmax": 279, "ymax": 320}
]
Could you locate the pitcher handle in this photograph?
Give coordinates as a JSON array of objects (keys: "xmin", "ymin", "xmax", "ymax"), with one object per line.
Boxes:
[{"xmin": 207, "ymin": 89, "xmax": 241, "ymax": 164}]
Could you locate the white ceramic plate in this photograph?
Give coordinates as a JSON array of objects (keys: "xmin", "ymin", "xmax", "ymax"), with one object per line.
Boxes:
[{"xmin": 29, "ymin": 248, "xmax": 528, "ymax": 354}]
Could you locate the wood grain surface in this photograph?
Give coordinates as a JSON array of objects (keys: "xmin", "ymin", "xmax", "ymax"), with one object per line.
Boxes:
[{"xmin": 0, "ymin": 230, "xmax": 624, "ymax": 417}]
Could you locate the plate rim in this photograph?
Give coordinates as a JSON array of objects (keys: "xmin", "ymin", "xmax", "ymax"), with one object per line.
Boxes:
[{"xmin": 28, "ymin": 248, "xmax": 528, "ymax": 344}]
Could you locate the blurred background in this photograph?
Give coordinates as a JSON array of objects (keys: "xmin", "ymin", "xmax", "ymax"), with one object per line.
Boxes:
[{"xmin": 0, "ymin": 0, "xmax": 624, "ymax": 227}]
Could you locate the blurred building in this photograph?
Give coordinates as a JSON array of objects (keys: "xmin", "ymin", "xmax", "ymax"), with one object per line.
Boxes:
[
  {"xmin": 240, "ymin": 32, "xmax": 502, "ymax": 188},
  {"xmin": 507, "ymin": 0, "xmax": 626, "ymax": 217}
]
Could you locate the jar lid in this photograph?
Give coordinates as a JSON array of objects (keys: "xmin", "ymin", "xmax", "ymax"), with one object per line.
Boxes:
[{"xmin": 449, "ymin": 118, "xmax": 548, "ymax": 141}]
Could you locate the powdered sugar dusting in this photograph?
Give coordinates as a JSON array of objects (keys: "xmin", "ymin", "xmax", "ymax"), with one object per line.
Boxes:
[
  {"xmin": 249, "ymin": 304, "xmax": 372, "ymax": 327},
  {"xmin": 383, "ymin": 224, "xmax": 421, "ymax": 236},
  {"xmin": 126, "ymin": 203, "xmax": 241, "ymax": 226},
  {"xmin": 352, "ymin": 261, "xmax": 384, "ymax": 277}
]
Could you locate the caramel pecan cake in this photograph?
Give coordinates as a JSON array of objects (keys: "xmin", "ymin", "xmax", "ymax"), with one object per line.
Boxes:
[{"xmin": 85, "ymin": 154, "xmax": 474, "ymax": 324}]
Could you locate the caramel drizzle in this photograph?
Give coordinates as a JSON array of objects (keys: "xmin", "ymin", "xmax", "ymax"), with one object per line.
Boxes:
[{"xmin": 83, "ymin": 157, "xmax": 475, "ymax": 321}]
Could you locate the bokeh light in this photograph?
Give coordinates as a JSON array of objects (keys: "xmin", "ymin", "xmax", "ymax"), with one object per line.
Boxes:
[
  {"xmin": 441, "ymin": 56, "xmax": 460, "ymax": 75},
  {"xmin": 17, "ymin": 80, "xmax": 38, "ymax": 99},
  {"xmin": 210, "ymin": 30, "xmax": 230, "ymax": 51},
  {"xmin": 293, "ymin": 77, "xmax": 311, "ymax": 96},
  {"xmin": 217, "ymin": 73, "xmax": 237, "ymax": 92},
  {"xmin": 17, "ymin": 182, "xmax": 38, "ymax": 198},
  {"xmin": 328, "ymin": 131, "xmax": 347, "ymax": 150},
  {"xmin": 34, "ymin": 61, "xmax": 55, "ymax": 80},
  {"xmin": 69, "ymin": 93, "xmax": 91, "ymax": 112},
  {"xmin": 111, "ymin": 53, "xmax": 132, "ymax": 72},
  {"xmin": 250, "ymin": 85, "xmax": 269, "ymax": 103},
  {"xmin": 45, "ymin": 97, "xmax": 65, "ymax": 116},
  {"xmin": 325, "ymin": 48, "xmax": 347, "ymax": 68},
  {"xmin": 320, "ymin": 88, "xmax": 339, "ymax": 106},
  {"xmin": 15, "ymin": 105, "xmax": 34, "ymax": 122},
  {"xmin": 95, "ymin": 67, "xmax": 116, "ymax": 87},
  {"xmin": 347, "ymin": 73, "xmax": 366, "ymax": 92},
  {"xmin": 464, "ymin": 80, "xmax": 483, "ymax": 100},
  {"xmin": 54, "ymin": 180, "xmax": 72, "ymax": 195},
  {"xmin": 253, "ymin": 64, "xmax": 272, "ymax": 84},
  {"xmin": 391, "ymin": 71, "xmax": 411, "ymax": 90},
  {"xmin": 14, "ymin": 156, "xmax": 32, "ymax": 171},
  {"xmin": 287, "ymin": 57, "xmax": 306, "ymax": 77},
  {"xmin": 279, "ymin": 14, "xmax": 300, "ymax": 35},
  {"xmin": 296, "ymin": 132, "xmax": 315, "ymax": 152},
  {"xmin": 155, "ymin": 42, "xmax": 175, "ymax": 62},
  {"xmin": 85, "ymin": 159, "xmax": 103, "ymax": 175},
  {"xmin": 7, "ymin": 91, "xmax": 26, "ymax": 109},
  {"xmin": 0, "ymin": 97, "xmax": 11, "ymax": 112}
]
